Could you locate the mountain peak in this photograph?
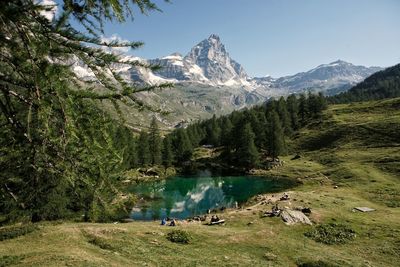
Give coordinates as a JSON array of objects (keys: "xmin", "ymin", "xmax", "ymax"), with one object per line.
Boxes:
[
  {"xmin": 330, "ymin": 59, "xmax": 351, "ymax": 65},
  {"xmin": 208, "ymin": 34, "xmax": 221, "ymax": 42},
  {"xmin": 183, "ymin": 34, "xmax": 248, "ymax": 85}
]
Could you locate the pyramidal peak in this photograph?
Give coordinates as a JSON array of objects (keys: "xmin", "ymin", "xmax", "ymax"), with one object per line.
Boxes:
[{"xmin": 208, "ymin": 34, "xmax": 221, "ymax": 42}]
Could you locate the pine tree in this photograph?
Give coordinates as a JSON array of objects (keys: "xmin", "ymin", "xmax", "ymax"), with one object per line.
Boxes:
[
  {"xmin": 236, "ymin": 123, "xmax": 259, "ymax": 169},
  {"xmin": 205, "ymin": 115, "xmax": 221, "ymax": 146},
  {"xmin": 298, "ymin": 93, "xmax": 308, "ymax": 125},
  {"xmin": 162, "ymin": 136, "xmax": 174, "ymax": 167},
  {"xmin": 149, "ymin": 117, "xmax": 162, "ymax": 165},
  {"xmin": 286, "ymin": 94, "xmax": 299, "ymax": 130},
  {"xmin": 0, "ymin": 0, "xmax": 168, "ymax": 222},
  {"xmin": 277, "ymin": 96, "xmax": 293, "ymax": 135},
  {"xmin": 173, "ymin": 128, "xmax": 193, "ymax": 163},
  {"xmin": 266, "ymin": 111, "xmax": 286, "ymax": 159},
  {"xmin": 220, "ymin": 117, "xmax": 233, "ymax": 146},
  {"xmin": 138, "ymin": 132, "xmax": 151, "ymax": 166}
]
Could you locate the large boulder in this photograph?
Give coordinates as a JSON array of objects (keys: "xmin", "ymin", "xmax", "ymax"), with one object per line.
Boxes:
[{"xmin": 281, "ymin": 209, "xmax": 312, "ymax": 225}]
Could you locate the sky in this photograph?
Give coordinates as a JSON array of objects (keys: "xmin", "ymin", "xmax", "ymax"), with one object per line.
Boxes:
[{"xmin": 86, "ymin": 0, "xmax": 400, "ymax": 77}]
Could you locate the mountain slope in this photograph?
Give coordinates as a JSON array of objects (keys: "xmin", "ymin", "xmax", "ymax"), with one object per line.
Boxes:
[
  {"xmin": 272, "ymin": 60, "xmax": 382, "ymax": 93},
  {"xmin": 75, "ymin": 34, "xmax": 383, "ymax": 129},
  {"xmin": 329, "ymin": 63, "xmax": 400, "ymax": 103}
]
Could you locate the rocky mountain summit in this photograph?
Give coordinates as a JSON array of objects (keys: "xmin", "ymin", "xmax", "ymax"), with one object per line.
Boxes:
[
  {"xmin": 76, "ymin": 34, "xmax": 383, "ymax": 128},
  {"xmin": 112, "ymin": 34, "xmax": 381, "ymax": 95}
]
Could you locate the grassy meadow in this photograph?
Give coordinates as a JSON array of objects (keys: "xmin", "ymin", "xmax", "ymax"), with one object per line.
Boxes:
[{"xmin": 1, "ymin": 98, "xmax": 399, "ymax": 267}]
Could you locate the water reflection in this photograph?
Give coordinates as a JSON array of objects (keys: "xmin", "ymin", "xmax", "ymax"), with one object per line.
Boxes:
[{"xmin": 129, "ymin": 175, "xmax": 293, "ymax": 220}]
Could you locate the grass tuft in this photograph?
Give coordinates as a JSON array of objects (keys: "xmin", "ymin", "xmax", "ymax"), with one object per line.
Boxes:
[
  {"xmin": 166, "ymin": 230, "xmax": 191, "ymax": 244},
  {"xmin": 304, "ymin": 223, "xmax": 356, "ymax": 245},
  {"xmin": 0, "ymin": 224, "xmax": 38, "ymax": 241}
]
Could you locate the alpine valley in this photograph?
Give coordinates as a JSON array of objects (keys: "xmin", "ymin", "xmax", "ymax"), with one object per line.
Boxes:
[{"xmin": 78, "ymin": 34, "xmax": 382, "ymax": 129}]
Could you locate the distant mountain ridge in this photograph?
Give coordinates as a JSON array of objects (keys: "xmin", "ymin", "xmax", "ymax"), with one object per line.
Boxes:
[
  {"xmin": 111, "ymin": 34, "xmax": 382, "ymax": 96},
  {"xmin": 76, "ymin": 34, "xmax": 384, "ymax": 128},
  {"xmin": 329, "ymin": 63, "xmax": 400, "ymax": 103}
]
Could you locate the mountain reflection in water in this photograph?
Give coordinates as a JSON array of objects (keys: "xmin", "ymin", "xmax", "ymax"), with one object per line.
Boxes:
[{"xmin": 129, "ymin": 174, "xmax": 294, "ymax": 220}]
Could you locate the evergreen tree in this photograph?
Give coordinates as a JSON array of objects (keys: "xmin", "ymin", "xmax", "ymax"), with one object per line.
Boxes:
[
  {"xmin": 138, "ymin": 132, "xmax": 151, "ymax": 166},
  {"xmin": 236, "ymin": 123, "xmax": 259, "ymax": 169},
  {"xmin": 286, "ymin": 94, "xmax": 299, "ymax": 130},
  {"xmin": 277, "ymin": 96, "xmax": 293, "ymax": 135},
  {"xmin": 149, "ymin": 117, "xmax": 162, "ymax": 165},
  {"xmin": 205, "ymin": 115, "xmax": 221, "ymax": 146},
  {"xmin": 162, "ymin": 136, "xmax": 174, "ymax": 167},
  {"xmin": 220, "ymin": 117, "xmax": 233, "ymax": 146},
  {"xmin": 0, "ymin": 0, "xmax": 168, "ymax": 222},
  {"xmin": 173, "ymin": 128, "xmax": 193, "ymax": 163},
  {"xmin": 266, "ymin": 111, "xmax": 286, "ymax": 159},
  {"xmin": 298, "ymin": 93, "xmax": 308, "ymax": 125}
]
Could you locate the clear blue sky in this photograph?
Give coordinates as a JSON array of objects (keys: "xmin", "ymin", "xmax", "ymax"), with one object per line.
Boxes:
[{"xmin": 101, "ymin": 0, "xmax": 400, "ymax": 77}]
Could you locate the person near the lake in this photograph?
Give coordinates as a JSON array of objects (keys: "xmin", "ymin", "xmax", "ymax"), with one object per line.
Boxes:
[
  {"xmin": 211, "ymin": 215, "xmax": 220, "ymax": 223},
  {"xmin": 169, "ymin": 219, "xmax": 176, "ymax": 226},
  {"xmin": 161, "ymin": 218, "xmax": 166, "ymax": 225}
]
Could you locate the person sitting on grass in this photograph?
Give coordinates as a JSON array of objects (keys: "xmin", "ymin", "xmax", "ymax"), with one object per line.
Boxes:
[{"xmin": 211, "ymin": 215, "xmax": 220, "ymax": 223}]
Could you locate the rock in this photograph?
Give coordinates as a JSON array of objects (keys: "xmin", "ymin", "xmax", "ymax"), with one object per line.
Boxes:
[
  {"xmin": 280, "ymin": 209, "xmax": 312, "ymax": 225},
  {"xmin": 291, "ymin": 154, "xmax": 301, "ymax": 160},
  {"xmin": 354, "ymin": 207, "xmax": 375, "ymax": 212},
  {"xmin": 333, "ymin": 185, "xmax": 338, "ymax": 189}
]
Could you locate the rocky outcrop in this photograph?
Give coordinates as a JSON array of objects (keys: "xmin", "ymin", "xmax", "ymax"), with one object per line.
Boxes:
[{"xmin": 280, "ymin": 209, "xmax": 312, "ymax": 225}]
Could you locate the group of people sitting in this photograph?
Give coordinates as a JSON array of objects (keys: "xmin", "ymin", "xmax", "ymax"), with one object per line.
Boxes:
[
  {"xmin": 160, "ymin": 217, "xmax": 176, "ymax": 226},
  {"xmin": 210, "ymin": 215, "xmax": 221, "ymax": 223}
]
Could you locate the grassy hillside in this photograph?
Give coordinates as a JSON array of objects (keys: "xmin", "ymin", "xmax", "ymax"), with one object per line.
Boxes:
[{"xmin": 1, "ymin": 98, "xmax": 399, "ymax": 267}]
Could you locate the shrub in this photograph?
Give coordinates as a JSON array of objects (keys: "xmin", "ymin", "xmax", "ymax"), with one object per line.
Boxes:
[
  {"xmin": 87, "ymin": 235, "xmax": 114, "ymax": 250},
  {"xmin": 0, "ymin": 224, "xmax": 38, "ymax": 241},
  {"xmin": 304, "ymin": 223, "xmax": 356, "ymax": 245},
  {"xmin": 0, "ymin": 255, "xmax": 25, "ymax": 267},
  {"xmin": 166, "ymin": 230, "xmax": 191, "ymax": 244}
]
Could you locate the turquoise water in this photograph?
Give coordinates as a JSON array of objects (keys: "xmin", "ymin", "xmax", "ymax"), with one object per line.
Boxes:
[{"xmin": 128, "ymin": 172, "xmax": 294, "ymax": 220}]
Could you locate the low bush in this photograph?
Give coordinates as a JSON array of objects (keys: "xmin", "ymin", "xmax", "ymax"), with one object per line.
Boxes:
[
  {"xmin": 0, "ymin": 224, "xmax": 38, "ymax": 241},
  {"xmin": 166, "ymin": 230, "xmax": 191, "ymax": 244},
  {"xmin": 304, "ymin": 223, "xmax": 356, "ymax": 245},
  {"xmin": 87, "ymin": 235, "xmax": 114, "ymax": 250},
  {"xmin": 0, "ymin": 255, "xmax": 25, "ymax": 267}
]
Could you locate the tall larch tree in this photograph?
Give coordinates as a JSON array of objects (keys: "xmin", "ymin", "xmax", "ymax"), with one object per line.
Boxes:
[
  {"xmin": 149, "ymin": 116, "xmax": 162, "ymax": 165},
  {"xmin": 236, "ymin": 123, "xmax": 259, "ymax": 169},
  {"xmin": 0, "ymin": 0, "xmax": 170, "ymax": 222},
  {"xmin": 266, "ymin": 111, "xmax": 286, "ymax": 160}
]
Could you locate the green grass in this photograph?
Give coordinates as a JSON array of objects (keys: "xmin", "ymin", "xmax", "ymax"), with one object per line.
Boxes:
[{"xmin": 1, "ymin": 98, "xmax": 400, "ymax": 266}]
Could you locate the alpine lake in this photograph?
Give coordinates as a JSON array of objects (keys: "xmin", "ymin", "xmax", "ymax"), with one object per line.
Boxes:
[{"xmin": 128, "ymin": 171, "xmax": 295, "ymax": 220}]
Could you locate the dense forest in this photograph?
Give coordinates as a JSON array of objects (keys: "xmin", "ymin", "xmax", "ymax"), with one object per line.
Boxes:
[
  {"xmin": 143, "ymin": 92, "xmax": 328, "ymax": 170},
  {"xmin": 329, "ymin": 63, "xmax": 400, "ymax": 103}
]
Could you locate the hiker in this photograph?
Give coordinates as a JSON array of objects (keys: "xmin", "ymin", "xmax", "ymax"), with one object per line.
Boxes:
[
  {"xmin": 161, "ymin": 218, "xmax": 166, "ymax": 225},
  {"xmin": 234, "ymin": 201, "xmax": 239, "ymax": 209},
  {"xmin": 280, "ymin": 193, "xmax": 289, "ymax": 201},
  {"xmin": 169, "ymin": 219, "xmax": 176, "ymax": 226},
  {"xmin": 211, "ymin": 215, "xmax": 218, "ymax": 223}
]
